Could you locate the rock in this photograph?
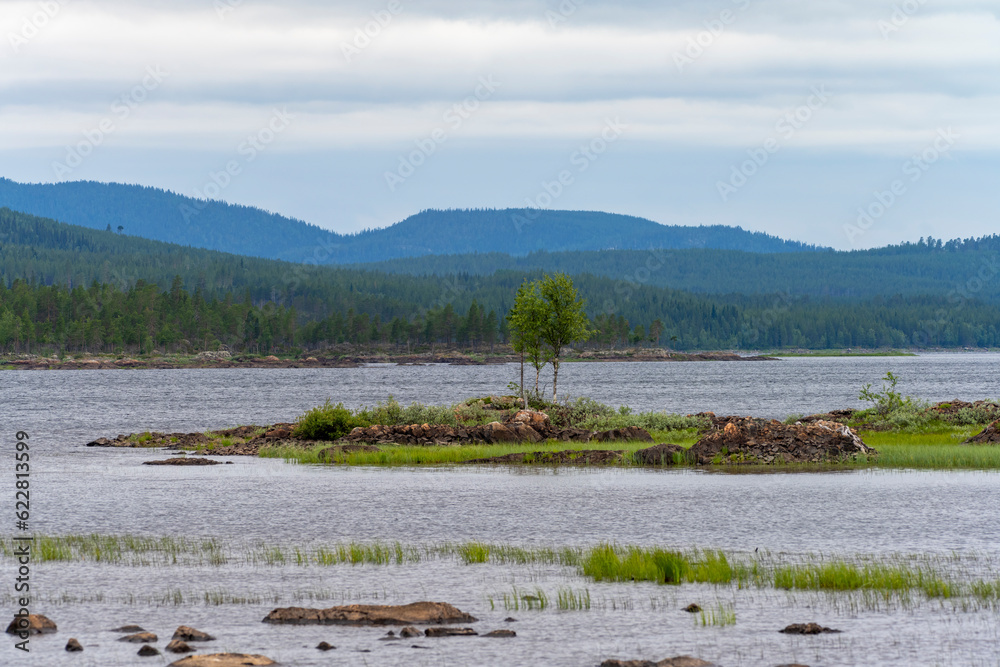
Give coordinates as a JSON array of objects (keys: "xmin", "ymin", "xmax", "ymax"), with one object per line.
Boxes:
[
  {"xmin": 504, "ymin": 617, "xmax": 517, "ymax": 622},
  {"xmin": 168, "ymin": 654, "xmax": 276, "ymax": 667},
  {"xmin": 262, "ymin": 602, "xmax": 477, "ymax": 626},
  {"xmin": 779, "ymin": 623, "xmax": 841, "ymax": 635},
  {"xmin": 688, "ymin": 418, "xmax": 875, "ymax": 465},
  {"xmin": 119, "ymin": 631, "xmax": 158, "ymax": 643},
  {"xmin": 965, "ymin": 420, "xmax": 1000, "ymax": 444},
  {"xmin": 635, "ymin": 444, "xmax": 688, "ymax": 465},
  {"xmin": 85, "ymin": 437, "xmax": 111, "ymax": 447},
  {"xmin": 196, "ymin": 351, "xmax": 231, "ymax": 361},
  {"xmin": 264, "ymin": 355, "xmax": 280, "ymax": 362},
  {"xmin": 264, "ymin": 428, "xmax": 293, "ymax": 439},
  {"xmin": 138, "ymin": 645, "xmax": 161, "ymax": 656},
  {"xmin": 167, "ymin": 639, "xmax": 195, "ymax": 653},
  {"xmin": 551, "ymin": 427, "xmax": 594, "ymax": 442},
  {"xmin": 593, "ymin": 426, "xmax": 653, "ymax": 442},
  {"xmin": 603, "ymin": 657, "xmax": 716, "ymax": 667},
  {"xmin": 399, "ymin": 626, "xmax": 421, "ymax": 638},
  {"xmin": 6, "ymin": 613, "xmax": 57, "ymax": 635},
  {"xmin": 173, "ymin": 626, "xmax": 215, "ymax": 641},
  {"xmin": 65, "ymin": 638, "xmax": 83, "ymax": 652},
  {"xmin": 465, "ymin": 449, "xmax": 624, "ymax": 465},
  {"xmin": 483, "ymin": 629, "xmax": 516, "ymax": 637},
  {"xmin": 379, "ymin": 630, "xmax": 400, "ymax": 641},
  {"xmin": 482, "ymin": 422, "xmax": 520, "ymax": 443},
  {"xmin": 682, "ymin": 603, "xmax": 702, "ymax": 613},
  {"xmin": 111, "ymin": 625, "xmax": 145, "ymax": 633},
  {"xmin": 144, "ymin": 458, "xmax": 221, "ymax": 466},
  {"xmin": 424, "ymin": 627, "xmax": 477, "ymax": 637},
  {"xmin": 316, "ymin": 642, "xmax": 335, "ymax": 651}
]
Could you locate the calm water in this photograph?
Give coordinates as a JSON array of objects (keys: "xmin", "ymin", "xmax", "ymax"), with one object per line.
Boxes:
[{"xmin": 2, "ymin": 354, "xmax": 999, "ymax": 666}]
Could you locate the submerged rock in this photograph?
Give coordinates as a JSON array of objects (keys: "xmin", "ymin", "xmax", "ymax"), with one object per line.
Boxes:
[
  {"xmin": 779, "ymin": 623, "xmax": 841, "ymax": 635},
  {"xmin": 601, "ymin": 658, "xmax": 716, "ymax": 667},
  {"xmin": 424, "ymin": 627, "xmax": 477, "ymax": 637},
  {"xmin": 483, "ymin": 629, "xmax": 516, "ymax": 638},
  {"xmin": 5, "ymin": 613, "xmax": 57, "ymax": 635},
  {"xmin": 168, "ymin": 654, "xmax": 276, "ymax": 667},
  {"xmin": 65, "ymin": 638, "xmax": 83, "ymax": 652},
  {"xmin": 262, "ymin": 602, "xmax": 477, "ymax": 626},
  {"xmin": 688, "ymin": 418, "xmax": 874, "ymax": 464},
  {"xmin": 399, "ymin": 626, "xmax": 421, "ymax": 638},
  {"xmin": 144, "ymin": 458, "xmax": 223, "ymax": 466},
  {"xmin": 315, "ymin": 642, "xmax": 335, "ymax": 651},
  {"xmin": 167, "ymin": 639, "xmax": 195, "ymax": 653},
  {"xmin": 119, "ymin": 631, "xmax": 158, "ymax": 643},
  {"xmin": 682, "ymin": 603, "xmax": 702, "ymax": 613},
  {"xmin": 172, "ymin": 626, "xmax": 215, "ymax": 641},
  {"xmin": 111, "ymin": 625, "xmax": 145, "ymax": 633}
]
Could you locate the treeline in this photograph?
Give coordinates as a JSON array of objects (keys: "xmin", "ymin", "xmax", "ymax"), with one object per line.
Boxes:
[{"xmin": 3, "ymin": 276, "xmax": 1000, "ymax": 355}]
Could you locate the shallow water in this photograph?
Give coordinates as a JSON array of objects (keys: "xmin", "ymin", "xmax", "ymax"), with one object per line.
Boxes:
[{"xmin": 2, "ymin": 354, "xmax": 1000, "ymax": 665}]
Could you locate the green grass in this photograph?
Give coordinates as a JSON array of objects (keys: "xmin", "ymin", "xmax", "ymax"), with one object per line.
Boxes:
[{"xmin": 698, "ymin": 603, "xmax": 736, "ymax": 627}]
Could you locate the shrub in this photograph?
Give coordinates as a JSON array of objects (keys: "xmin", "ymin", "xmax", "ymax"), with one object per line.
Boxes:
[{"xmin": 293, "ymin": 400, "xmax": 368, "ymax": 441}]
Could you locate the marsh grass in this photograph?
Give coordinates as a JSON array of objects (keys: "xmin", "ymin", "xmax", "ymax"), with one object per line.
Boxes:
[{"xmin": 698, "ymin": 603, "xmax": 736, "ymax": 627}]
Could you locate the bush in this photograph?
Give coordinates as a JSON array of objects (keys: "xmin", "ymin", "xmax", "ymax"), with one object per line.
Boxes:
[{"xmin": 293, "ymin": 400, "xmax": 369, "ymax": 441}]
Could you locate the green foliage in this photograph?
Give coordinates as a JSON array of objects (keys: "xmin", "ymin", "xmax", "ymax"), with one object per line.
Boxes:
[
  {"xmin": 859, "ymin": 371, "xmax": 910, "ymax": 417},
  {"xmin": 293, "ymin": 400, "xmax": 369, "ymax": 441}
]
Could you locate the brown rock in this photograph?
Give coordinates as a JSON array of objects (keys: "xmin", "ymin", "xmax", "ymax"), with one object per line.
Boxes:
[
  {"xmin": 6, "ymin": 613, "xmax": 57, "ymax": 635},
  {"xmin": 173, "ymin": 626, "xmax": 215, "ymax": 641},
  {"xmin": 111, "ymin": 625, "xmax": 145, "ymax": 633},
  {"xmin": 965, "ymin": 420, "xmax": 1000, "ymax": 444},
  {"xmin": 262, "ymin": 601, "xmax": 477, "ymax": 626},
  {"xmin": 482, "ymin": 422, "xmax": 520, "ymax": 443},
  {"xmin": 119, "ymin": 631, "xmax": 158, "ymax": 643},
  {"xmin": 682, "ymin": 603, "xmax": 702, "ymax": 613},
  {"xmin": 593, "ymin": 426, "xmax": 653, "ymax": 442},
  {"xmin": 168, "ymin": 654, "xmax": 276, "ymax": 667},
  {"xmin": 424, "ymin": 627, "xmax": 477, "ymax": 637},
  {"xmin": 144, "ymin": 458, "xmax": 221, "ymax": 466},
  {"xmin": 509, "ymin": 410, "xmax": 551, "ymax": 431},
  {"xmin": 483, "ymin": 629, "xmax": 516, "ymax": 637},
  {"xmin": 603, "ymin": 657, "xmax": 716, "ymax": 667},
  {"xmin": 689, "ymin": 418, "xmax": 874, "ymax": 465},
  {"xmin": 779, "ymin": 623, "xmax": 841, "ymax": 635},
  {"xmin": 167, "ymin": 639, "xmax": 194, "ymax": 653},
  {"xmin": 65, "ymin": 638, "xmax": 83, "ymax": 652},
  {"xmin": 316, "ymin": 641, "xmax": 335, "ymax": 650},
  {"xmin": 138, "ymin": 645, "xmax": 161, "ymax": 656},
  {"xmin": 465, "ymin": 449, "xmax": 624, "ymax": 465},
  {"xmin": 399, "ymin": 626, "xmax": 421, "ymax": 638},
  {"xmin": 634, "ymin": 444, "xmax": 688, "ymax": 465}
]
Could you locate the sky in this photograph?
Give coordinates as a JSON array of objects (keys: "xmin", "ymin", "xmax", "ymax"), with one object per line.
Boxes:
[{"xmin": 0, "ymin": 0, "xmax": 997, "ymax": 249}]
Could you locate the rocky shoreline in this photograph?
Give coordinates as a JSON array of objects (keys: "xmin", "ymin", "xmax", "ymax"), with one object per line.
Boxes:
[{"xmin": 2, "ymin": 349, "xmax": 776, "ymax": 370}]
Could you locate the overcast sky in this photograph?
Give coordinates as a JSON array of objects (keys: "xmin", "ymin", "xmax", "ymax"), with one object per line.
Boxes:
[{"xmin": 1, "ymin": 0, "xmax": 997, "ymax": 248}]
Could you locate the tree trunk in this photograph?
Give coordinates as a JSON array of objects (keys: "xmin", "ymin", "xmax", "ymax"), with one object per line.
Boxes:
[
  {"xmin": 520, "ymin": 351, "xmax": 526, "ymax": 409},
  {"xmin": 552, "ymin": 356, "xmax": 560, "ymax": 403}
]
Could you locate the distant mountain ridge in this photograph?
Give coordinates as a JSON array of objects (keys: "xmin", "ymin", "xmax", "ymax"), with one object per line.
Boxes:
[{"xmin": 0, "ymin": 178, "xmax": 819, "ymax": 263}]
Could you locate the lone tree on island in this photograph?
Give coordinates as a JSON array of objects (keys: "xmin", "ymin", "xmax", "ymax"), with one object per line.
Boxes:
[
  {"xmin": 538, "ymin": 273, "xmax": 591, "ymax": 402},
  {"xmin": 508, "ymin": 273, "xmax": 591, "ymax": 404}
]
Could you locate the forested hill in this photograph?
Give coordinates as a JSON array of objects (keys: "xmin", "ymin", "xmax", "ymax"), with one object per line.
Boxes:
[
  {"xmin": 3, "ymin": 207, "xmax": 1000, "ymax": 351},
  {"xmin": 0, "ymin": 178, "xmax": 817, "ymax": 263},
  {"xmin": 353, "ymin": 236, "xmax": 1000, "ymax": 302}
]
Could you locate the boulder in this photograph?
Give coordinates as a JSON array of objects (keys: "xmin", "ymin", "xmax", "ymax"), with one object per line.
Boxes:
[
  {"xmin": 6, "ymin": 614, "xmax": 57, "ymax": 635},
  {"xmin": 119, "ymin": 631, "xmax": 158, "ymax": 643},
  {"xmin": 965, "ymin": 420, "xmax": 1000, "ymax": 444},
  {"xmin": 173, "ymin": 626, "xmax": 215, "ymax": 641},
  {"xmin": 316, "ymin": 642, "xmax": 335, "ymax": 651},
  {"xmin": 482, "ymin": 422, "xmax": 520, "ymax": 443},
  {"xmin": 167, "ymin": 639, "xmax": 195, "ymax": 653},
  {"xmin": 424, "ymin": 627, "xmax": 477, "ymax": 637},
  {"xmin": 593, "ymin": 426, "xmax": 653, "ymax": 443},
  {"xmin": 688, "ymin": 418, "xmax": 875, "ymax": 465},
  {"xmin": 138, "ymin": 645, "xmax": 161, "ymax": 656},
  {"xmin": 634, "ymin": 444, "xmax": 688, "ymax": 465},
  {"xmin": 168, "ymin": 654, "xmax": 276, "ymax": 667},
  {"xmin": 602, "ymin": 659, "xmax": 716, "ymax": 667},
  {"xmin": 262, "ymin": 602, "xmax": 477, "ymax": 626},
  {"xmin": 779, "ymin": 623, "xmax": 841, "ymax": 635},
  {"xmin": 399, "ymin": 626, "xmax": 421, "ymax": 638},
  {"xmin": 682, "ymin": 603, "xmax": 702, "ymax": 613},
  {"xmin": 509, "ymin": 410, "xmax": 551, "ymax": 431},
  {"xmin": 65, "ymin": 638, "xmax": 83, "ymax": 652},
  {"xmin": 111, "ymin": 625, "xmax": 145, "ymax": 633},
  {"xmin": 144, "ymin": 458, "xmax": 221, "ymax": 466},
  {"xmin": 483, "ymin": 629, "xmax": 516, "ymax": 638}
]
